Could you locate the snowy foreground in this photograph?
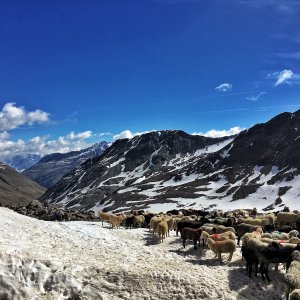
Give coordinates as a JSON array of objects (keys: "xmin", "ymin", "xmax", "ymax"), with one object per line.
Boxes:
[{"xmin": 0, "ymin": 208, "xmax": 286, "ymax": 300}]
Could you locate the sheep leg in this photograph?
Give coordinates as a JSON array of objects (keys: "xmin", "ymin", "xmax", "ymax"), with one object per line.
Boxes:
[
  {"xmin": 183, "ymin": 238, "xmax": 186, "ymax": 248},
  {"xmin": 254, "ymin": 262, "xmax": 258, "ymax": 277},
  {"xmin": 247, "ymin": 263, "xmax": 252, "ymax": 278},
  {"xmin": 193, "ymin": 238, "xmax": 197, "ymax": 250},
  {"xmin": 261, "ymin": 262, "xmax": 271, "ymax": 282},
  {"xmin": 218, "ymin": 252, "xmax": 222, "ymax": 262},
  {"xmin": 228, "ymin": 252, "xmax": 233, "ymax": 262},
  {"xmin": 260, "ymin": 263, "xmax": 265, "ymax": 281},
  {"xmin": 237, "ymin": 236, "xmax": 241, "ymax": 246},
  {"xmin": 286, "ymin": 261, "xmax": 291, "ymax": 272}
]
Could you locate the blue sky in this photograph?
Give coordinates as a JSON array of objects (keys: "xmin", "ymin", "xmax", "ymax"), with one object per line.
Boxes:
[{"xmin": 1, "ymin": 0, "xmax": 300, "ymax": 159}]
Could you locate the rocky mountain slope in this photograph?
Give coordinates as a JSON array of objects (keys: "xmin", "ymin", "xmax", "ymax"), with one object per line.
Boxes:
[
  {"xmin": 0, "ymin": 162, "xmax": 46, "ymax": 206},
  {"xmin": 41, "ymin": 131, "xmax": 233, "ymax": 211},
  {"xmin": 41, "ymin": 110, "xmax": 300, "ymax": 213},
  {"xmin": 23, "ymin": 142, "xmax": 108, "ymax": 188}
]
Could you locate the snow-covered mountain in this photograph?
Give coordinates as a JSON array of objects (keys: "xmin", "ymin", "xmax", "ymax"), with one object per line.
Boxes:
[
  {"xmin": 23, "ymin": 141, "xmax": 108, "ymax": 188},
  {"xmin": 0, "ymin": 162, "xmax": 45, "ymax": 206},
  {"xmin": 41, "ymin": 110, "xmax": 300, "ymax": 213},
  {"xmin": 4, "ymin": 154, "xmax": 42, "ymax": 172},
  {"xmin": 41, "ymin": 131, "xmax": 234, "ymax": 211}
]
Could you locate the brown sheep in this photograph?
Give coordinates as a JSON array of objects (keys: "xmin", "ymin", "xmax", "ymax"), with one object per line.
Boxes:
[
  {"xmin": 201, "ymin": 231, "xmax": 236, "ymax": 245},
  {"xmin": 109, "ymin": 214, "xmax": 124, "ymax": 229},
  {"xmin": 207, "ymin": 238, "xmax": 237, "ymax": 262},
  {"xmin": 157, "ymin": 219, "xmax": 168, "ymax": 242},
  {"xmin": 99, "ymin": 211, "xmax": 111, "ymax": 226}
]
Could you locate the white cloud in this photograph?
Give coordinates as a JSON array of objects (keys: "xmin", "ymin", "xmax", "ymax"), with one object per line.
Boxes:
[
  {"xmin": 113, "ymin": 130, "xmax": 134, "ymax": 141},
  {"xmin": 0, "ymin": 131, "xmax": 10, "ymax": 140},
  {"xmin": 98, "ymin": 132, "xmax": 113, "ymax": 137},
  {"xmin": 112, "ymin": 130, "xmax": 156, "ymax": 141},
  {"xmin": 275, "ymin": 69, "xmax": 294, "ymax": 86},
  {"xmin": 0, "ymin": 103, "xmax": 50, "ymax": 131},
  {"xmin": 268, "ymin": 69, "xmax": 294, "ymax": 86},
  {"xmin": 66, "ymin": 131, "xmax": 92, "ymax": 140},
  {"xmin": 0, "ymin": 130, "xmax": 94, "ymax": 162},
  {"xmin": 215, "ymin": 83, "xmax": 233, "ymax": 92},
  {"xmin": 192, "ymin": 126, "xmax": 244, "ymax": 138},
  {"xmin": 27, "ymin": 109, "xmax": 49, "ymax": 125},
  {"xmin": 246, "ymin": 92, "xmax": 267, "ymax": 101}
]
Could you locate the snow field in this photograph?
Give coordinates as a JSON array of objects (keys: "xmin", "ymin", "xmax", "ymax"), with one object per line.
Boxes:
[{"xmin": 0, "ymin": 208, "xmax": 287, "ymax": 299}]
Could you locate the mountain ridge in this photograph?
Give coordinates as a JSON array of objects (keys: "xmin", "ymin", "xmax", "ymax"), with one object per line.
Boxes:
[
  {"xmin": 23, "ymin": 141, "xmax": 108, "ymax": 188},
  {"xmin": 40, "ymin": 110, "xmax": 300, "ymax": 213},
  {"xmin": 0, "ymin": 162, "xmax": 45, "ymax": 206}
]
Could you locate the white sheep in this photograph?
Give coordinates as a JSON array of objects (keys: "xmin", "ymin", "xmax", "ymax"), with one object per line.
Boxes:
[
  {"xmin": 150, "ymin": 216, "xmax": 164, "ymax": 234},
  {"xmin": 241, "ymin": 217, "xmax": 270, "ymax": 226},
  {"xmin": 289, "ymin": 230, "xmax": 300, "ymax": 239},
  {"xmin": 262, "ymin": 231, "xmax": 289, "ymax": 240},
  {"xmin": 242, "ymin": 230, "xmax": 262, "ymax": 246},
  {"xmin": 284, "ymin": 251, "xmax": 300, "ymax": 300},
  {"xmin": 277, "ymin": 212, "xmax": 300, "ymax": 228},
  {"xmin": 289, "ymin": 289, "xmax": 300, "ymax": 300}
]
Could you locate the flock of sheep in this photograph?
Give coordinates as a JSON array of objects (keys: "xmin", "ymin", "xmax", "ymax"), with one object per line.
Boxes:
[{"xmin": 99, "ymin": 208, "xmax": 300, "ymax": 300}]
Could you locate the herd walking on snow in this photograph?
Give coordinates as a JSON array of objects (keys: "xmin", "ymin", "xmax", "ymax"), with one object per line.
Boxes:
[{"xmin": 99, "ymin": 207, "xmax": 300, "ymax": 300}]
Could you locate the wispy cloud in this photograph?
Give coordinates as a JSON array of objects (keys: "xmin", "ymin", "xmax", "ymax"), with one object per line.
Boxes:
[
  {"xmin": 235, "ymin": 0, "xmax": 300, "ymax": 15},
  {"xmin": 195, "ymin": 104, "xmax": 300, "ymax": 114},
  {"xmin": 246, "ymin": 92, "xmax": 267, "ymax": 101},
  {"xmin": 278, "ymin": 52, "xmax": 300, "ymax": 60},
  {"xmin": 0, "ymin": 103, "xmax": 50, "ymax": 131},
  {"xmin": 97, "ymin": 132, "xmax": 113, "ymax": 137},
  {"xmin": 150, "ymin": 0, "xmax": 200, "ymax": 4},
  {"xmin": 215, "ymin": 83, "xmax": 233, "ymax": 92},
  {"xmin": 267, "ymin": 69, "xmax": 294, "ymax": 86},
  {"xmin": 192, "ymin": 126, "xmax": 244, "ymax": 138},
  {"xmin": 275, "ymin": 69, "xmax": 294, "ymax": 86}
]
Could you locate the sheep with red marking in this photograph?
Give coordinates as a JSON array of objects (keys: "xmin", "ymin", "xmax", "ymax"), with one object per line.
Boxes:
[
  {"xmin": 242, "ymin": 229, "xmax": 263, "ymax": 246},
  {"xmin": 200, "ymin": 231, "xmax": 236, "ymax": 245},
  {"xmin": 235, "ymin": 223, "xmax": 263, "ymax": 245},
  {"xmin": 207, "ymin": 238, "xmax": 237, "ymax": 262}
]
